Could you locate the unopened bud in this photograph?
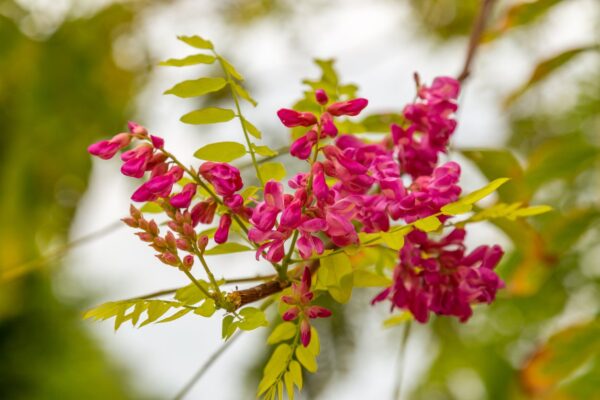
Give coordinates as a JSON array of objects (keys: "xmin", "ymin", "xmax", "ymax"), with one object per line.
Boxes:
[
  {"xmin": 165, "ymin": 231, "xmax": 177, "ymax": 249},
  {"xmin": 182, "ymin": 255, "xmax": 194, "ymax": 269},
  {"xmin": 176, "ymin": 239, "xmax": 190, "ymax": 251},
  {"xmin": 136, "ymin": 232, "xmax": 154, "ymax": 242},
  {"xmin": 128, "ymin": 121, "xmax": 148, "ymax": 137},
  {"xmin": 157, "ymin": 252, "xmax": 179, "ymax": 267},
  {"xmin": 315, "ymin": 89, "xmax": 328, "ymax": 105},
  {"xmin": 121, "ymin": 217, "xmax": 138, "ymax": 228},
  {"xmin": 197, "ymin": 235, "xmax": 209, "ymax": 251},
  {"xmin": 182, "ymin": 223, "xmax": 195, "ymax": 239},
  {"xmin": 153, "ymin": 236, "xmax": 167, "ymax": 249},
  {"xmin": 129, "ymin": 204, "xmax": 142, "ymax": 220},
  {"xmin": 148, "ymin": 220, "xmax": 159, "ymax": 236}
]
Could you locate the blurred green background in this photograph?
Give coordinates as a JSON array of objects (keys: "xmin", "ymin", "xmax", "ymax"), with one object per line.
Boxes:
[{"xmin": 1, "ymin": 0, "xmax": 599, "ymax": 399}]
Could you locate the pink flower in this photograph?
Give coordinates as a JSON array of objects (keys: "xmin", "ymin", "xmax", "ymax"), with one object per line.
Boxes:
[
  {"xmin": 130, "ymin": 166, "xmax": 183, "ymax": 202},
  {"xmin": 170, "ymin": 183, "xmax": 197, "ymax": 209},
  {"xmin": 191, "ymin": 199, "xmax": 217, "ymax": 226},
  {"xmin": 372, "ymin": 229, "xmax": 504, "ymax": 323},
  {"xmin": 277, "ymin": 109, "xmax": 318, "ymax": 127},
  {"xmin": 320, "ymin": 112, "xmax": 338, "ymax": 138},
  {"xmin": 326, "ymin": 98, "xmax": 368, "ymax": 116},
  {"xmin": 290, "ymin": 130, "xmax": 318, "ymax": 160},
  {"xmin": 127, "ymin": 121, "xmax": 148, "ymax": 136},
  {"xmin": 281, "ymin": 267, "xmax": 332, "ymax": 347},
  {"xmin": 150, "ymin": 135, "xmax": 164, "ymax": 149},
  {"xmin": 214, "ymin": 214, "xmax": 232, "ymax": 244},
  {"xmin": 199, "ymin": 162, "xmax": 243, "ymax": 196},
  {"xmin": 88, "ymin": 133, "xmax": 131, "ymax": 160},
  {"xmin": 121, "ymin": 144, "xmax": 154, "ymax": 178}
]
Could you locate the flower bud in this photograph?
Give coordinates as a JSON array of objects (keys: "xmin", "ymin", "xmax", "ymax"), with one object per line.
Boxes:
[
  {"xmin": 121, "ymin": 217, "xmax": 138, "ymax": 228},
  {"xmin": 176, "ymin": 239, "xmax": 190, "ymax": 251},
  {"xmin": 148, "ymin": 220, "xmax": 159, "ymax": 236},
  {"xmin": 182, "ymin": 223, "xmax": 196, "ymax": 239},
  {"xmin": 326, "ymin": 98, "xmax": 368, "ymax": 117},
  {"xmin": 128, "ymin": 121, "xmax": 148, "ymax": 137},
  {"xmin": 182, "ymin": 255, "xmax": 194, "ymax": 269},
  {"xmin": 150, "ymin": 135, "xmax": 164, "ymax": 149},
  {"xmin": 165, "ymin": 231, "xmax": 177, "ymax": 249},
  {"xmin": 197, "ymin": 235, "xmax": 209, "ymax": 251},
  {"xmin": 276, "ymin": 109, "xmax": 317, "ymax": 127},
  {"xmin": 136, "ymin": 232, "xmax": 154, "ymax": 242},
  {"xmin": 153, "ymin": 236, "xmax": 167, "ymax": 249},
  {"xmin": 315, "ymin": 89, "xmax": 328, "ymax": 105},
  {"xmin": 157, "ymin": 252, "xmax": 179, "ymax": 267}
]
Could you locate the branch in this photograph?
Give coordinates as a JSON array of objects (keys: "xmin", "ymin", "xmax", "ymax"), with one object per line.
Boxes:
[{"xmin": 457, "ymin": 0, "xmax": 498, "ymax": 82}]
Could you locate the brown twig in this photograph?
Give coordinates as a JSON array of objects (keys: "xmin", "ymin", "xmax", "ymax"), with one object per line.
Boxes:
[{"xmin": 457, "ymin": 0, "xmax": 498, "ymax": 82}]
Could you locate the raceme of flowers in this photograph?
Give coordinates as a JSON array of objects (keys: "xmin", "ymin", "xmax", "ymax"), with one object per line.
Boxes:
[{"xmin": 88, "ymin": 76, "xmax": 504, "ymax": 327}]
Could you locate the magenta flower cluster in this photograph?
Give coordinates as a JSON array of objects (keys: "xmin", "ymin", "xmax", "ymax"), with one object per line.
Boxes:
[{"xmin": 88, "ymin": 75, "xmax": 504, "ymax": 323}]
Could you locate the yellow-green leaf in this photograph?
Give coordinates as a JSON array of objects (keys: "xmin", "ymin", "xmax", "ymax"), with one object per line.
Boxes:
[
  {"xmin": 177, "ymin": 35, "xmax": 213, "ymax": 49},
  {"xmin": 193, "ymin": 141, "xmax": 246, "ymax": 162},
  {"xmin": 381, "ymin": 230, "xmax": 406, "ymax": 250},
  {"xmin": 259, "ymin": 162, "xmax": 286, "ymax": 182},
  {"xmin": 204, "ymin": 242, "xmax": 252, "ymax": 255},
  {"xmin": 414, "ymin": 215, "xmax": 441, "ymax": 232},
  {"xmin": 318, "ymin": 253, "xmax": 354, "ymax": 303},
  {"xmin": 180, "ymin": 107, "xmax": 235, "ymax": 125},
  {"xmin": 289, "ymin": 360, "xmax": 303, "ymax": 390},
  {"xmin": 461, "ymin": 178, "xmax": 510, "ymax": 205},
  {"xmin": 140, "ymin": 201, "xmax": 163, "ymax": 213},
  {"xmin": 242, "ymin": 118, "xmax": 262, "ymax": 139},
  {"xmin": 194, "ymin": 298, "xmax": 216, "ymax": 317},
  {"xmin": 440, "ymin": 201, "xmax": 473, "ymax": 216},
  {"xmin": 267, "ymin": 322, "xmax": 297, "ymax": 344},
  {"xmin": 158, "ymin": 308, "xmax": 192, "ymax": 323},
  {"xmin": 353, "ymin": 270, "xmax": 392, "ymax": 287},
  {"xmin": 159, "ymin": 54, "xmax": 216, "ymax": 67},
  {"xmin": 222, "ymin": 315, "xmax": 237, "ymax": 339},
  {"xmin": 295, "ymin": 346, "xmax": 317, "ymax": 373},
  {"xmin": 509, "ymin": 205, "xmax": 553, "ymax": 219},
  {"xmin": 307, "ymin": 327, "xmax": 320, "ymax": 356},
  {"xmin": 219, "ymin": 56, "xmax": 244, "ymax": 80},
  {"xmin": 233, "ymin": 82, "xmax": 257, "ymax": 106},
  {"xmin": 383, "ymin": 312, "xmax": 413, "ymax": 328},
  {"xmin": 238, "ymin": 307, "xmax": 268, "ymax": 331},
  {"xmin": 164, "ymin": 77, "xmax": 227, "ymax": 98},
  {"xmin": 284, "ymin": 371, "xmax": 294, "ymax": 400},
  {"xmin": 252, "ymin": 144, "xmax": 278, "ymax": 157},
  {"xmin": 258, "ymin": 344, "xmax": 292, "ymax": 395},
  {"xmin": 175, "ymin": 282, "xmax": 208, "ymax": 305}
]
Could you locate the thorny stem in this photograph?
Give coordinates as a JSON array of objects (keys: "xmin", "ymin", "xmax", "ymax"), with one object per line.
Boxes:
[{"xmin": 213, "ymin": 50, "xmax": 265, "ymax": 186}]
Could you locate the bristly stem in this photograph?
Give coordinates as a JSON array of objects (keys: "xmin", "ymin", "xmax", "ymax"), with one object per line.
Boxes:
[{"xmin": 213, "ymin": 51, "xmax": 265, "ymax": 186}]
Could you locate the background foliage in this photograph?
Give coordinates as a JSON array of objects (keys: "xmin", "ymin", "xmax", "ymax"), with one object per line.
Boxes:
[{"xmin": 0, "ymin": 0, "xmax": 598, "ymax": 399}]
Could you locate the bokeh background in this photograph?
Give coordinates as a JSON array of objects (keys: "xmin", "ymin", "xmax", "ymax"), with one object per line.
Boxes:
[{"xmin": 1, "ymin": 0, "xmax": 599, "ymax": 399}]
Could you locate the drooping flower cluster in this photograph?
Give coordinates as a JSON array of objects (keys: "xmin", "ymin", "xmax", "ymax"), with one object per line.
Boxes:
[
  {"xmin": 372, "ymin": 229, "xmax": 505, "ymax": 322},
  {"xmin": 281, "ymin": 267, "xmax": 332, "ymax": 347}
]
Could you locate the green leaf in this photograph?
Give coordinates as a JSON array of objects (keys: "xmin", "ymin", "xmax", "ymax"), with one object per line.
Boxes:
[
  {"xmin": 318, "ymin": 253, "xmax": 353, "ymax": 303},
  {"xmin": 381, "ymin": 230, "xmax": 406, "ymax": 250},
  {"xmin": 159, "ymin": 54, "xmax": 216, "ymax": 67},
  {"xmin": 258, "ymin": 162, "xmax": 286, "ymax": 182},
  {"xmin": 383, "ymin": 312, "xmax": 413, "ymax": 328},
  {"xmin": 193, "ymin": 141, "xmax": 247, "ymax": 162},
  {"xmin": 175, "ymin": 282, "xmax": 208, "ymax": 305},
  {"xmin": 258, "ymin": 344, "xmax": 292, "ymax": 395},
  {"xmin": 242, "ymin": 118, "xmax": 262, "ymax": 139},
  {"xmin": 413, "ymin": 215, "xmax": 441, "ymax": 232},
  {"xmin": 504, "ymin": 46, "xmax": 599, "ymax": 107},
  {"xmin": 164, "ymin": 77, "xmax": 227, "ymax": 98},
  {"xmin": 158, "ymin": 308, "xmax": 192, "ymax": 323},
  {"xmin": 180, "ymin": 107, "xmax": 236, "ymax": 125},
  {"xmin": 460, "ymin": 178, "xmax": 510, "ymax": 205},
  {"xmin": 194, "ymin": 298, "xmax": 216, "ymax": 317},
  {"xmin": 140, "ymin": 201, "xmax": 163, "ymax": 213},
  {"xmin": 232, "ymin": 82, "xmax": 257, "ymax": 106},
  {"xmin": 252, "ymin": 144, "xmax": 278, "ymax": 157},
  {"xmin": 267, "ymin": 322, "xmax": 297, "ymax": 344},
  {"xmin": 139, "ymin": 301, "xmax": 172, "ymax": 327},
  {"xmin": 353, "ymin": 270, "xmax": 392, "ymax": 287},
  {"xmin": 219, "ymin": 56, "xmax": 244, "ymax": 80},
  {"xmin": 289, "ymin": 360, "xmax": 303, "ymax": 390},
  {"xmin": 295, "ymin": 346, "xmax": 317, "ymax": 373},
  {"xmin": 204, "ymin": 242, "xmax": 252, "ymax": 256},
  {"xmin": 177, "ymin": 35, "xmax": 214, "ymax": 49},
  {"xmin": 307, "ymin": 327, "xmax": 320, "ymax": 356},
  {"xmin": 440, "ymin": 202, "xmax": 473, "ymax": 216},
  {"xmin": 509, "ymin": 205, "xmax": 553, "ymax": 219},
  {"xmin": 237, "ymin": 307, "xmax": 268, "ymax": 331},
  {"xmin": 222, "ymin": 315, "xmax": 237, "ymax": 340},
  {"xmin": 84, "ymin": 302, "xmax": 124, "ymax": 321}
]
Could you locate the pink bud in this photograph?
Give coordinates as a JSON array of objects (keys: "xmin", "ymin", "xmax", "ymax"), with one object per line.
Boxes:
[
  {"xmin": 150, "ymin": 135, "xmax": 164, "ymax": 149},
  {"xmin": 176, "ymin": 239, "xmax": 190, "ymax": 251},
  {"xmin": 128, "ymin": 121, "xmax": 148, "ymax": 136},
  {"xmin": 136, "ymin": 232, "xmax": 154, "ymax": 242},
  {"xmin": 158, "ymin": 252, "xmax": 179, "ymax": 267},
  {"xmin": 290, "ymin": 130, "xmax": 318, "ymax": 160},
  {"xmin": 300, "ymin": 319, "xmax": 311, "ymax": 347},
  {"xmin": 191, "ymin": 200, "xmax": 217, "ymax": 226},
  {"xmin": 148, "ymin": 220, "xmax": 159, "ymax": 235},
  {"xmin": 199, "ymin": 162, "xmax": 243, "ymax": 197},
  {"xmin": 197, "ymin": 235, "xmax": 209, "ymax": 251},
  {"xmin": 165, "ymin": 231, "xmax": 177, "ymax": 249},
  {"xmin": 305, "ymin": 306, "xmax": 332, "ymax": 319},
  {"xmin": 326, "ymin": 98, "xmax": 368, "ymax": 116},
  {"xmin": 282, "ymin": 306, "xmax": 300, "ymax": 321},
  {"xmin": 87, "ymin": 133, "xmax": 131, "ymax": 160},
  {"xmin": 277, "ymin": 109, "xmax": 318, "ymax": 127},
  {"xmin": 315, "ymin": 89, "xmax": 328, "ymax": 105},
  {"xmin": 121, "ymin": 217, "xmax": 138, "ymax": 228},
  {"xmin": 320, "ymin": 112, "xmax": 338, "ymax": 138},
  {"xmin": 182, "ymin": 255, "xmax": 194, "ymax": 269},
  {"xmin": 214, "ymin": 214, "xmax": 232, "ymax": 244}
]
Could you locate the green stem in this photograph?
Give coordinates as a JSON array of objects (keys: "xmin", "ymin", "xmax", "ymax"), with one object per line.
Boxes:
[
  {"xmin": 213, "ymin": 51, "xmax": 264, "ymax": 186},
  {"xmin": 196, "ymin": 248, "xmax": 224, "ymax": 301},
  {"xmin": 182, "ymin": 268, "xmax": 212, "ymax": 299}
]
